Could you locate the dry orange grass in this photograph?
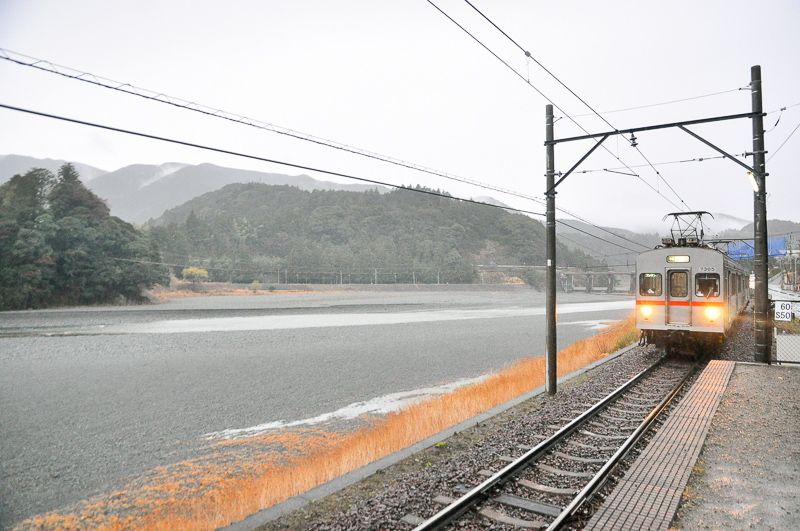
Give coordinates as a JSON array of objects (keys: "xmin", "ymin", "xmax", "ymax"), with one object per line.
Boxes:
[
  {"xmin": 17, "ymin": 317, "xmax": 636, "ymax": 531},
  {"xmin": 148, "ymin": 284, "xmax": 359, "ymax": 302},
  {"xmin": 148, "ymin": 285, "xmax": 292, "ymax": 301}
]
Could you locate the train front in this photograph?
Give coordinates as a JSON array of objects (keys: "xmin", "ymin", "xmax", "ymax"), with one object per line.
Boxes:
[{"xmin": 636, "ymin": 245, "xmax": 726, "ymax": 355}]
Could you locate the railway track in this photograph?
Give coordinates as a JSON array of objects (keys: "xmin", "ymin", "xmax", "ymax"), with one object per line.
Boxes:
[{"xmin": 402, "ymin": 356, "xmax": 698, "ymax": 530}]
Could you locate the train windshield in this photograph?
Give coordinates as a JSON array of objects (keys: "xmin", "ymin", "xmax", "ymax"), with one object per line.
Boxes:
[
  {"xmin": 695, "ymin": 273, "xmax": 720, "ymax": 298},
  {"xmin": 639, "ymin": 273, "xmax": 662, "ymax": 296},
  {"xmin": 669, "ymin": 271, "xmax": 689, "ymax": 298}
]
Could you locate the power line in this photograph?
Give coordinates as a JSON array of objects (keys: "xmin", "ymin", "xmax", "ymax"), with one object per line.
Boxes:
[
  {"xmin": 462, "ymin": 0, "xmax": 616, "ymax": 132},
  {"xmin": 0, "ymin": 47, "xmax": 535, "ymax": 209},
  {"xmin": 767, "ymin": 120, "xmax": 800, "ymax": 163},
  {"xmin": 0, "ymin": 102, "xmax": 546, "ymax": 218},
  {"xmin": 569, "ymin": 88, "xmax": 748, "ymax": 118},
  {"xmin": 551, "ymin": 209, "xmax": 650, "ymax": 250},
  {"xmin": 767, "ymin": 101, "xmax": 800, "ymax": 115},
  {"xmin": 1, "ymin": 47, "xmax": 641, "ymax": 249},
  {"xmin": 633, "ymin": 146, "xmax": 691, "ymax": 210},
  {"xmin": 427, "ymin": 1, "xmax": 692, "ymax": 216},
  {"xmin": 424, "ymin": 0, "xmax": 563, "ymax": 113},
  {"xmin": 631, "ymin": 147, "xmax": 720, "ymax": 238},
  {"xmin": 556, "ymin": 233, "xmax": 610, "ymax": 261},
  {"xmin": 570, "ymin": 153, "xmax": 747, "ymax": 174},
  {"xmin": 461, "ymin": 1, "xmax": 706, "ymax": 219},
  {"xmin": 0, "ymin": 48, "xmax": 650, "ymax": 254},
  {"xmin": 2, "ymin": 103, "xmax": 653, "ymax": 257},
  {"xmin": 556, "ymin": 220, "xmax": 643, "ymax": 253},
  {"xmin": 557, "ymin": 237, "xmax": 643, "ymax": 260}
]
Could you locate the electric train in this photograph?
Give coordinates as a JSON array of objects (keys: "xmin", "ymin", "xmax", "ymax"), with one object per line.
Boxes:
[{"xmin": 635, "ymin": 212, "xmax": 750, "ymax": 355}]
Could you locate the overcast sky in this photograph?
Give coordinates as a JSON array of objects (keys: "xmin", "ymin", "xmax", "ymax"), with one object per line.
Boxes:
[{"xmin": 1, "ymin": 0, "xmax": 798, "ymax": 233}]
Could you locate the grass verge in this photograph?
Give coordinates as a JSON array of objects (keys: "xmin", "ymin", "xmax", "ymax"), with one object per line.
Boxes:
[{"xmin": 17, "ymin": 317, "xmax": 636, "ymax": 531}]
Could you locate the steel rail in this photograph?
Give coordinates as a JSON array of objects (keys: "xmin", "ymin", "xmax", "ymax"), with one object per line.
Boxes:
[
  {"xmin": 412, "ymin": 357, "xmax": 668, "ymax": 531},
  {"xmin": 546, "ymin": 361, "xmax": 698, "ymax": 530}
]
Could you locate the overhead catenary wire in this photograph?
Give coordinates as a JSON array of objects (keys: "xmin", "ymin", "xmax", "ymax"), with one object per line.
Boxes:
[
  {"xmin": 629, "ymin": 146, "xmax": 720, "ymax": 235},
  {"xmin": 466, "ymin": 0, "xmax": 706, "ymax": 233},
  {"xmin": 462, "ymin": 0, "xmax": 616, "ymax": 132},
  {"xmin": 555, "ymin": 234, "xmax": 620, "ymax": 265},
  {"xmin": 0, "ymin": 48, "xmax": 530, "ymax": 205},
  {"xmin": 555, "ymin": 220, "xmax": 644, "ymax": 253},
  {"xmin": 555, "ymin": 232, "xmax": 634, "ymax": 263},
  {"xmin": 767, "ymin": 120, "xmax": 800, "ymax": 162},
  {"xmin": 767, "ymin": 101, "xmax": 800, "ymax": 115},
  {"xmin": 569, "ymin": 88, "xmax": 750, "ymax": 118},
  {"xmin": 456, "ymin": 0, "xmax": 725, "ymax": 229},
  {"xmin": 0, "ymin": 102, "xmax": 545, "ymax": 218},
  {"xmin": 571, "ymin": 153, "xmax": 749, "ymax": 175},
  {"xmin": 427, "ymin": 0, "xmax": 693, "ymax": 217},
  {"xmin": 0, "ymin": 102, "xmax": 653, "ymax": 255},
  {"xmin": 556, "ymin": 236, "xmax": 643, "ymax": 260},
  {"xmin": 0, "ymin": 47, "xmax": 642, "ymax": 251}
]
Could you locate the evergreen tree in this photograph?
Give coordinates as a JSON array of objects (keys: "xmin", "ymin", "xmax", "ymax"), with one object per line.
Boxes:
[
  {"xmin": 149, "ymin": 182, "xmax": 605, "ymax": 286},
  {"xmin": 0, "ymin": 165, "xmax": 169, "ymax": 310}
]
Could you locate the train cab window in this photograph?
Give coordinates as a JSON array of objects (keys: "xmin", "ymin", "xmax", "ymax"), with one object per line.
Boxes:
[
  {"xmin": 639, "ymin": 273, "xmax": 662, "ymax": 296},
  {"xmin": 695, "ymin": 273, "xmax": 720, "ymax": 298},
  {"xmin": 669, "ymin": 271, "xmax": 688, "ymax": 298}
]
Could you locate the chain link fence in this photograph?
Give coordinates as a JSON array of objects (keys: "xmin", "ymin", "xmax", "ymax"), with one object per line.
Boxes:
[{"xmin": 773, "ymin": 299, "xmax": 800, "ymax": 364}]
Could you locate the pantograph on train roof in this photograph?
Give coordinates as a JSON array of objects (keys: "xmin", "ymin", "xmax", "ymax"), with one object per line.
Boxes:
[{"xmin": 661, "ymin": 211, "xmax": 714, "ymax": 247}]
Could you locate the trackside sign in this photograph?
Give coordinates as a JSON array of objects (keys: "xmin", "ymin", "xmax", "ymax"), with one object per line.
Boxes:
[{"xmin": 775, "ymin": 301, "xmax": 795, "ymax": 321}]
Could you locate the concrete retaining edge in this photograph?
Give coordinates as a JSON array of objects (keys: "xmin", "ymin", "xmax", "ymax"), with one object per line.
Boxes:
[{"xmin": 220, "ymin": 342, "xmax": 640, "ymax": 531}]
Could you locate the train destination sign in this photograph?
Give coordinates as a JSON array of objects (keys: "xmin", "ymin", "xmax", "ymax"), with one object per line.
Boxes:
[{"xmin": 667, "ymin": 255, "xmax": 690, "ymax": 263}]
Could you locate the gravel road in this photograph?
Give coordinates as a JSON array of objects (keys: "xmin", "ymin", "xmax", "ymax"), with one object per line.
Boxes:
[
  {"xmin": 671, "ymin": 342, "xmax": 800, "ymax": 528},
  {"xmin": 684, "ymin": 301, "xmax": 799, "ymax": 531},
  {"xmin": 0, "ymin": 287, "xmax": 632, "ymax": 529}
]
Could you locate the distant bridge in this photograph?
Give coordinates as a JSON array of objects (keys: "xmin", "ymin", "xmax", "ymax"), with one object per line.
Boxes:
[{"xmin": 478, "ymin": 265, "xmax": 634, "ymax": 294}]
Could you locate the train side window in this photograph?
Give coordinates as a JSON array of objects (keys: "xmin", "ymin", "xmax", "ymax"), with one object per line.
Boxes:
[
  {"xmin": 639, "ymin": 273, "xmax": 662, "ymax": 296},
  {"xmin": 669, "ymin": 271, "xmax": 688, "ymax": 298},
  {"xmin": 695, "ymin": 273, "xmax": 720, "ymax": 298}
]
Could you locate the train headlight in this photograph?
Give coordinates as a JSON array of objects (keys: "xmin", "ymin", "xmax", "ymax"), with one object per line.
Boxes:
[
  {"xmin": 640, "ymin": 305, "xmax": 652, "ymax": 321},
  {"xmin": 705, "ymin": 307, "xmax": 720, "ymax": 322}
]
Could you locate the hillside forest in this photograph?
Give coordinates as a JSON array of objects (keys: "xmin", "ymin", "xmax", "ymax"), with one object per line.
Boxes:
[
  {"xmin": 0, "ymin": 165, "xmax": 606, "ymax": 310},
  {"xmin": 0, "ymin": 165, "xmax": 168, "ymax": 310},
  {"xmin": 148, "ymin": 182, "xmax": 604, "ymax": 286}
]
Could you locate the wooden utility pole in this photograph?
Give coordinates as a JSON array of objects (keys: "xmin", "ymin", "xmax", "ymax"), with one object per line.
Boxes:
[{"xmin": 545, "ymin": 104, "xmax": 557, "ymax": 395}]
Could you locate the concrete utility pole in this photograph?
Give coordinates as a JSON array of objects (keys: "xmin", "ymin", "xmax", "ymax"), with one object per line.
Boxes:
[
  {"xmin": 751, "ymin": 65, "xmax": 771, "ymax": 364},
  {"xmin": 545, "ymin": 104, "xmax": 557, "ymax": 395}
]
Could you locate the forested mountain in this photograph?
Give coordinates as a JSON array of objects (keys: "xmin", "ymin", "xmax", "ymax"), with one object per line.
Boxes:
[
  {"xmin": 556, "ymin": 220, "xmax": 661, "ymax": 271},
  {"xmin": 148, "ymin": 183, "xmax": 604, "ymax": 285},
  {"xmin": 0, "ymin": 165, "xmax": 168, "ymax": 310},
  {"xmin": 0, "ymin": 155, "xmax": 107, "ymax": 184},
  {"xmin": 718, "ymin": 219, "xmax": 800, "ymax": 242},
  {"xmin": 86, "ymin": 162, "xmax": 390, "ymax": 224},
  {"xmin": 2, "ymin": 156, "xmax": 390, "ymax": 225},
  {"xmin": 88, "ymin": 162, "xmax": 189, "ymax": 204}
]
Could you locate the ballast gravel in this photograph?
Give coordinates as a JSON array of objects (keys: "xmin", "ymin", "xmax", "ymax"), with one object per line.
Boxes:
[
  {"xmin": 257, "ymin": 345, "xmax": 667, "ymax": 531},
  {"xmin": 259, "ymin": 310, "xmax": 767, "ymax": 531}
]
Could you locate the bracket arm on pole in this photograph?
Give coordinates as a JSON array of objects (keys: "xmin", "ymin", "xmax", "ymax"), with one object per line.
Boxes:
[
  {"xmin": 546, "ymin": 134, "xmax": 609, "ymax": 196},
  {"xmin": 677, "ymin": 125, "xmax": 760, "ymax": 175}
]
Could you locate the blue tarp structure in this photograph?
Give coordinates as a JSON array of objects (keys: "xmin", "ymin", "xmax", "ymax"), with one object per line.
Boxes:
[{"xmin": 727, "ymin": 236, "xmax": 787, "ymax": 260}]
